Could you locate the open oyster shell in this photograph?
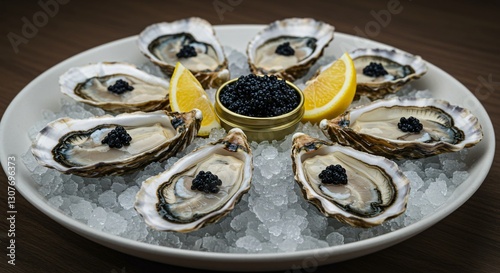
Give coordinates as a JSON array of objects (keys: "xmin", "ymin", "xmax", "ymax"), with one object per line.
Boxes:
[
  {"xmin": 313, "ymin": 48, "xmax": 427, "ymax": 100},
  {"xmin": 135, "ymin": 128, "xmax": 253, "ymax": 232},
  {"xmin": 320, "ymin": 98, "xmax": 483, "ymax": 159},
  {"xmin": 138, "ymin": 17, "xmax": 229, "ymax": 89},
  {"xmin": 291, "ymin": 133, "xmax": 410, "ymax": 227},
  {"xmin": 351, "ymin": 48, "xmax": 427, "ymax": 99},
  {"xmin": 60, "ymin": 62, "xmax": 170, "ymax": 113},
  {"xmin": 31, "ymin": 109, "xmax": 202, "ymax": 177},
  {"xmin": 247, "ymin": 18, "xmax": 334, "ymax": 82}
]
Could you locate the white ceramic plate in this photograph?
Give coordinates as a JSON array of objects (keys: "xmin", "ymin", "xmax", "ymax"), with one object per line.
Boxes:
[{"xmin": 0, "ymin": 25, "xmax": 495, "ymax": 271}]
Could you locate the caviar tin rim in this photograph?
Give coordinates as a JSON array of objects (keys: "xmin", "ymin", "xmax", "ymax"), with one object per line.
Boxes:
[
  {"xmin": 218, "ymin": 113, "xmax": 302, "ymax": 132},
  {"xmin": 214, "ymin": 77, "xmax": 305, "ymax": 124}
]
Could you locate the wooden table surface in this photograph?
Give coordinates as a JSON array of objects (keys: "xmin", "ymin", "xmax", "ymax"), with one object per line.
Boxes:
[{"xmin": 1, "ymin": 1, "xmax": 499, "ymax": 272}]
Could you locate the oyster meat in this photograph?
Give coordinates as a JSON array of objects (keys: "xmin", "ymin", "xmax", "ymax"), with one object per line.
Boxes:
[
  {"xmin": 138, "ymin": 17, "xmax": 229, "ymax": 89},
  {"xmin": 60, "ymin": 62, "xmax": 170, "ymax": 113},
  {"xmin": 135, "ymin": 128, "xmax": 253, "ymax": 232},
  {"xmin": 291, "ymin": 133, "xmax": 410, "ymax": 227},
  {"xmin": 247, "ymin": 18, "xmax": 334, "ymax": 82},
  {"xmin": 320, "ymin": 98, "xmax": 483, "ymax": 159},
  {"xmin": 31, "ymin": 109, "xmax": 202, "ymax": 177}
]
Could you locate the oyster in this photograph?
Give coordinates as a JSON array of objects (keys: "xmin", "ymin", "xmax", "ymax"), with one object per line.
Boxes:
[
  {"xmin": 291, "ymin": 133, "xmax": 410, "ymax": 227},
  {"xmin": 60, "ymin": 62, "xmax": 170, "ymax": 113},
  {"xmin": 247, "ymin": 18, "xmax": 334, "ymax": 82},
  {"xmin": 31, "ymin": 109, "xmax": 202, "ymax": 177},
  {"xmin": 351, "ymin": 48, "xmax": 427, "ymax": 99},
  {"xmin": 320, "ymin": 98, "xmax": 483, "ymax": 159},
  {"xmin": 134, "ymin": 128, "xmax": 253, "ymax": 232},
  {"xmin": 138, "ymin": 17, "xmax": 229, "ymax": 89},
  {"xmin": 313, "ymin": 48, "xmax": 427, "ymax": 100}
]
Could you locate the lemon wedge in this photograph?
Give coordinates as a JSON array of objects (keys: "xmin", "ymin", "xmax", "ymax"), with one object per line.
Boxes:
[
  {"xmin": 169, "ymin": 62, "xmax": 221, "ymax": 136},
  {"xmin": 302, "ymin": 53, "xmax": 357, "ymax": 124}
]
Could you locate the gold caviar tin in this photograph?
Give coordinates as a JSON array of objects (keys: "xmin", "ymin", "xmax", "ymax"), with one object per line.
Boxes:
[{"xmin": 214, "ymin": 78, "xmax": 304, "ymax": 142}]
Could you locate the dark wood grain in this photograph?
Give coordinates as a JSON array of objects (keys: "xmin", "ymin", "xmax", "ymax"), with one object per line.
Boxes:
[{"xmin": 1, "ymin": 0, "xmax": 499, "ymax": 272}]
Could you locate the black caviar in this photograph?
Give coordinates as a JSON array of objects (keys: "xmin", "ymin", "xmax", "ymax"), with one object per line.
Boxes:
[
  {"xmin": 398, "ymin": 116, "xmax": 423, "ymax": 133},
  {"xmin": 176, "ymin": 45, "xmax": 197, "ymax": 58},
  {"xmin": 362, "ymin": 62, "xmax": 388, "ymax": 77},
  {"xmin": 219, "ymin": 74, "xmax": 300, "ymax": 117},
  {"xmin": 107, "ymin": 79, "xmax": 134, "ymax": 94},
  {"xmin": 191, "ymin": 171, "xmax": 222, "ymax": 194},
  {"xmin": 171, "ymin": 117, "xmax": 184, "ymax": 129},
  {"xmin": 275, "ymin": 42, "xmax": 295, "ymax": 56},
  {"xmin": 318, "ymin": 164, "xmax": 348, "ymax": 185},
  {"xmin": 101, "ymin": 126, "xmax": 132, "ymax": 149}
]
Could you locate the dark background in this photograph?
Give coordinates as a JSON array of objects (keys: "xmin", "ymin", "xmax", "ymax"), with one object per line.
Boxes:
[{"xmin": 1, "ymin": 0, "xmax": 499, "ymax": 272}]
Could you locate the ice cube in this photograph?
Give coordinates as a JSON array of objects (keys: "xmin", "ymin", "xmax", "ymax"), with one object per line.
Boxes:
[
  {"xmin": 69, "ymin": 200, "xmax": 93, "ymax": 221},
  {"xmin": 103, "ymin": 212, "xmax": 127, "ymax": 235},
  {"xmin": 118, "ymin": 186, "xmax": 139, "ymax": 210},
  {"xmin": 88, "ymin": 207, "xmax": 107, "ymax": 231},
  {"xmin": 452, "ymin": 171, "xmax": 469, "ymax": 186},
  {"xmin": 236, "ymin": 235, "xmax": 262, "ymax": 252},
  {"xmin": 98, "ymin": 190, "xmax": 117, "ymax": 208}
]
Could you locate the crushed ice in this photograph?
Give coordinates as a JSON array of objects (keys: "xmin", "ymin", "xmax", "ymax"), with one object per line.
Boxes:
[{"xmin": 22, "ymin": 47, "xmax": 472, "ymax": 253}]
